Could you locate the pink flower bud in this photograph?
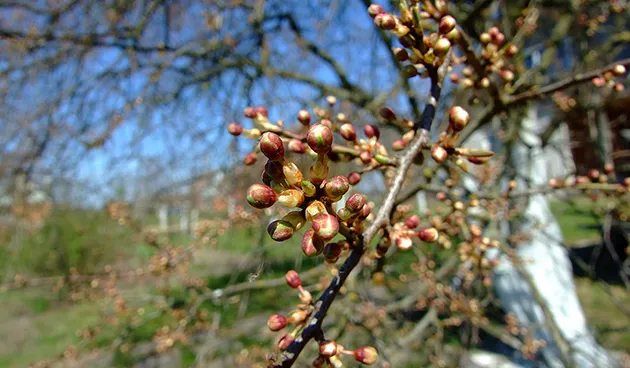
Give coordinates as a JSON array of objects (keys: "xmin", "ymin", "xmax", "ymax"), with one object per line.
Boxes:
[
  {"xmin": 374, "ymin": 13, "xmax": 396, "ymax": 30},
  {"xmin": 285, "ymin": 270, "xmax": 302, "ymax": 288},
  {"xmin": 439, "ymin": 15, "xmax": 456, "ymax": 34},
  {"xmin": 505, "ymin": 44, "xmax": 518, "ymax": 57},
  {"xmin": 339, "ymin": 123, "xmax": 357, "ymax": 141},
  {"xmin": 227, "ymin": 122, "xmax": 243, "ymax": 136},
  {"xmin": 479, "ymin": 32, "xmax": 491, "ymax": 44},
  {"xmin": 324, "ymin": 175, "xmax": 350, "ymax": 200},
  {"xmin": 307, "ymin": 124, "xmax": 333, "ymax": 154},
  {"xmin": 348, "ymin": 172, "xmax": 361, "ymax": 185},
  {"xmin": 346, "ymin": 193, "xmax": 367, "ymax": 213},
  {"xmin": 418, "ymin": 227, "xmax": 439, "ymax": 242},
  {"xmin": 267, "ymin": 314, "xmax": 288, "ymax": 331},
  {"xmin": 267, "ymin": 220, "xmax": 295, "ymax": 242},
  {"xmin": 380, "ymin": 107, "xmax": 397, "ymax": 121},
  {"xmin": 405, "ymin": 215, "xmax": 420, "ymax": 229},
  {"xmin": 358, "ymin": 204, "xmax": 371, "ymax": 219},
  {"xmin": 367, "ymin": 4, "xmax": 385, "ymax": 18},
  {"xmin": 500, "ymin": 69, "xmax": 514, "ymax": 82},
  {"xmin": 449, "ymin": 106, "xmax": 470, "ymax": 132},
  {"xmin": 360, "ymin": 151, "xmax": 373, "ymax": 164},
  {"xmin": 243, "ymin": 153, "xmax": 257, "ymax": 166},
  {"xmin": 323, "ymin": 242, "xmax": 342, "ymax": 263},
  {"xmin": 255, "ymin": 106, "xmax": 268, "ymax": 117},
  {"xmin": 244, "ymin": 106, "xmax": 256, "ymax": 118},
  {"xmin": 592, "ymin": 77, "xmax": 605, "ymax": 87},
  {"xmin": 431, "ymin": 146, "xmax": 448, "ymax": 163},
  {"xmin": 260, "ymin": 132, "xmax": 285, "ymax": 161},
  {"xmin": 246, "ymin": 184, "xmax": 277, "ymax": 209},
  {"xmin": 278, "ymin": 334, "xmax": 294, "ymax": 350},
  {"xmin": 302, "ymin": 229, "xmax": 324, "ymax": 257},
  {"xmin": 319, "ymin": 340, "xmax": 338, "ymax": 357},
  {"xmin": 588, "ymin": 169, "xmax": 600, "ymax": 180},
  {"xmin": 392, "ymin": 139, "xmax": 406, "ymax": 151},
  {"xmin": 354, "ymin": 346, "xmax": 378, "ymax": 365},
  {"xmin": 297, "ymin": 109, "xmax": 311, "ymax": 125},
  {"xmin": 312, "ymin": 213, "xmax": 339, "ymax": 241},
  {"xmin": 288, "ymin": 139, "xmax": 306, "ymax": 154},
  {"xmin": 395, "ymin": 236, "xmax": 413, "ymax": 250}
]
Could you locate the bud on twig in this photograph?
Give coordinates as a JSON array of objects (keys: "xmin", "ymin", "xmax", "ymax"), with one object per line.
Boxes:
[
  {"xmin": 449, "ymin": 106, "xmax": 470, "ymax": 132},
  {"xmin": 319, "ymin": 340, "xmax": 338, "ymax": 357},
  {"xmin": 285, "ymin": 270, "xmax": 302, "ymax": 288},
  {"xmin": 298, "ymin": 109, "xmax": 311, "ymax": 125},
  {"xmin": 302, "ymin": 229, "xmax": 324, "ymax": 257},
  {"xmin": 439, "ymin": 15, "xmax": 456, "ymax": 34},
  {"xmin": 431, "ymin": 145, "xmax": 448, "ymax": 163},
  {"xmin": 312, "ymin": 213, "xmax": 339, "ymax": 241},
  {"xmin": 278, "ymin": 334, "xmax": 294, "ymax": 351},
  {"xmin": 260, "ymin": 132, "xmax": 285, "ymax": 161},
  {"xmin": 348, "ymin": 172, "xmax": 361, "ymax": 185},
  {"xmin": 418, "ymin": 227, "xmax": 439, "ymax": 242},
  {"xmin": 345, "ymin": 193, "xmax": 367, "ymax": 213},
  {"xmin": 353, "ymin": 346, "xmax": 378, "ymax": 365},
  {"xmin": 364, "ymin": 125, "xmax": 380, "ymax": 139},
  {"xmin": 247, "ymin": 184, "xmax": 277, "ymax": 209},
  {"xmin": 282, "ymin": 211, "xmax": 307, "ymax": 231},
  {"xmin": 267, "ymin": 220, "xmax": 295, "ymax": 242},
  {"xmin": 323, "ymin": 242, "xmax": 342, "ymax": 263},
  {"xmin": 324, "ymin": 175, "xmax": 350, "ymax": 201},
  {"xmin": 282, "ymin": 162, "xmax": 304, "ymax": 185},
  {"xmin": 267, "ymin": 314, "xmax": 288, "ymax": 331},
  {"xmin": 307, "ymin": 124, "xmax": 333, "ymax": 154},
  {"xmin": 243, "ymin": 153, "xmax": 257, "ymax": 166},
  {"xmin": 367, "ymin": 4, "xmax": 385, "ymax": 18},
  {"xmin": 227, "ymin": 122, "xmax": 243, "ymax": 136},
  {"xmin": 288, "ymin": 139, "xmax": 306, "ymax": 154},
  {"xmin": 339, "ymin": 123, "xmax": 357, "ymax": 141},
  {"xmin": 405, "ymin": 215, "xmax": 420, "ymax": 229}
]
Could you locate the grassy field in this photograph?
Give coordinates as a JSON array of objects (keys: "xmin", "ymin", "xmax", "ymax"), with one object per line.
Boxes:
[{"xmin": 0, "ymin": 201, "xmax": 627, "ymax": 367}]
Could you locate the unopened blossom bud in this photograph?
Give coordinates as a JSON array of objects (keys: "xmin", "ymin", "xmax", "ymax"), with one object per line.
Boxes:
[
  {"xmin": 592, "ymin": 77, "xmax": 605, "ymax": 87},
  {"xmin": 260, "ymin": 132, "xmax": 284, "ymax": 161},
  {"xmin": 392, "ymin": 139, "xmax": 406, "ymax": 151},
  {"xmin": 480, "ymin": 32, "xmax": 491, "ymax": 44},
  {"xmin": 288, "ymin": 310, "xmax": 309, "ymax": 324},
  {"xmin": 364, "ymin": 124, "xmax": 380, "ymax": 139},
  {"xmin": 282, "ymin": 211, "xmax": 307, "ymax": 231},
  {"xmin": 244, "ymin": 106, "xmax": 257, "ymax": 118},
  {"xmin": 501, "ymin": 70, "xmax": 514, "ymax": 82},
  {"xmin": 380, "ymin": 107, "xmax": 397, "ymax": 121},
  {"xmin": 446, "ymin": 28, "xmax": 460, "ymax": 43},
  {"xmin": 324, "ymin": 175, "xmax": 350, "ymax": 200},
  {"xmin": 267, "ymin": 314, "xmax": 288, "ymax": 331},
  {"xmin": 358, "ymin": 204, "xmax": 371, "ymax": 219},
  {"xmin": 319, "ymin": 340, "xmax": 338, "ymax": 357},
  {"xmin": 323, "ymin": 242, "xmax": 342, "ymax": 263},
  {"xmin": 247, "ymin": 184, "xmax": 277, "ymax": 209},
  {"xmin": 439, "ymin": 15, "xmax": 456, "ymax": 34},
  {"xmin": 348, "ymin": 172, "xmax": 361, "ymax": 185},
  {"xmin": 418, "ymin": 227, "xmax": 439, "ymax": 242},
  {"xmin": 505, "ymin": 44, "xmax": 518, "ymax": 57},
  {"xmin": 288, "ymin": 139, "xmax": 306, "ymax": 154},
  {"xmin": 367, "ymin": 4, "xmax": 385, "ymax": 18},
  {"xmin": 278, "ymin": 334, "xmax": 294, "ymax": 350},
  {"xmin": 227, "ymin": 122, "xmax": 243, "ymax": 136},
  {"xmin": 320, "ymin": 119, "xmax": 333, "ymax": 128},
  {"xmin": 278, "ymin": 189, "xmax": 305, "ymax": 208},
  {"xmin": 326, "ymin": 95, "xmax": 337, "ymax": 106},
  {"xmin": 265, "ymin": 160, "xmax": 285, "ymax": 180},
  {"xmin": 431, "ymin": 145, "xmax": 448, "ymax": 163},
  {"xmin": 374, "ymin": 13, "xmax": 396, "ymax": 30},
  {"xmin": 402, "ymin": 129, "xmax": 415, "ymax": 143},
  {"xmin": 337, "ymin": 207, "xmax": 354, "ymax": 221},
  {"xmin": 254, "ymin": 106, "xmax": 268, "ymax": 117},
  {"xmin": 305, "ymin": 200, "xmax": 327, "ymax": 221},
  {"xmin": 588, "ymin": 169, "xmax": 600, "ymax": 180},
  {"xmin": 312, "ymin": 213, "xmax": 339, "ymax": 241},
  {"xmin": 346, "ymin": 193, "xmax": 367, "ymax": 213},
  {"xmin": 282, "ymin": 161, "xmax": 304, "ymax": 185},
  {"xmin": 354, "ymin": 346, "xmax": 378, "ymax": 365},
  {"xmin": 243, "ymin": 153, "xmax": 257, "ymax": 166},
  {"xmin": 613, "ymin": 64, "xmax": 626, "ymax": 76},
  {"xmin": 360, "ymin": 151, "xmax": 373, "ymax": 164},
  {"xmin": 395, "ymin": 236, "xmax": 413, "ymax": 250},
  {"xmin": 267, "ymin": 220, "xmax": 294, "ymax": 242},
  {"xmin": 405, "ymin": 215, "xmax": 420, "ymax": 229},
  {"xmin": 479, "ymin": 77, "xmax": 490, "ymax": 88},
  {"xmin": 449, "ymin": 106, "xmax": 470, "ymax": 132},
  {"xmin": 309, "ymin": 157, "xmax": 329, "ymax": 185},
  {"xmin": 493, "ymin": 32, "xmax": 505, "ymax": 46},
  {"xmin": 301, "ymin": 180, "xmax": 317, "ymax": 197},
  {"xmin": 285, "ymin": 270, "xmax": 302, "ymax": 288},
  {"xmin": 403, "ymin": 64, "xmax": 418, "ymax": 78},
  {"xmin": 307, "ymin": 124, "xmax": 333, "ymax": 154},
  {"xmin": 604, "ymin": 163, "xmax": 614, "ymax": 174},
  {"xmin": 339, "ymin": 123, "xmax": 357, "ymax": 141},
  {"xmin": 302, "ymin": 229, "xmax": 324, "ymax": 257},
  {"xmin": 298, "ymin": 109, "xmax": 311, "ymax": 125},
  {"xmin": 433, "ymin": 38, "xmax": 451, "ymax": 57}
]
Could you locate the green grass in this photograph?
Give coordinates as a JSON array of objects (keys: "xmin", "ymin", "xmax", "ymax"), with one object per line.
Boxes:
[{"xmin": 549, "ymin": 199, "xmax": 602, "ymax": 244}]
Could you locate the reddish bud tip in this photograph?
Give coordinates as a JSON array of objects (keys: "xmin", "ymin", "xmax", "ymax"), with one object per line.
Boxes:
[
  {"xmin": 588, "ymin": 169, "xmax": 600, "ymax": 180},
  {"xmin": 246, "ymin": 184, "xmax": 277, "ymax": 209},
  {"xmin": 319, "ymin": 340, "xmax": 338, "ymax": 357},
  {"xmin": 392, "ymin": 139, "xmax": 406, "ymax": 151},
  {"xmin": 288, "ymin": 139, "xmax": 306, "ymax": 154},
  {"xmin": 418, "ymin": 227, "xmax": 439, "ymax": 242},
  {"xmin": 500, "ymin": 69, "xmax": 514, "ymax": 82},
  {"xmin": 354, "ymin": 346, "xmax": 378, "ymax": 365},
  {"xmin": 267, "ymin": 220, "xmax": 295, "ymax": 242},
  {"xmin": 323, "ymin": 242, "xmax": 343, "ymax": 263},
  {"xmin": 260, "ymin": 132, "xmax": 285, "ymax": 161},
  {"xmin": 324, "ymin": 175, "xmax": 350, "ymax": 200},
  {"xmin": 285, "ymin": 270, "xmax": 302, "ymax": 288},
  {"xmin": 227, "ymin": 122, "xmax": 243, "ymax": 136},
  {"xmin": 449, "ymin": 106, "xmax": 470, "ymax": 132},
  {"xmin": 267, "ymin": 314, "xmax": 288, "ymax": 331},
  {"xmin": 431, "ymin": 146, "xmax": 448, "ymax": 163},
  {"xmin": 393, "ymin": 48, "xmax": 408, "ymax": 62},
  {"xmin": 307, "ymin": 124, "xmax": 334, "ymax": 154},
  {"xmin": 346, "ymin": 193, "xmax": 367, "ymax": 213},
  {"xmin": 302, "ymin": 229, "xmax": 325, "ymax": 257},
  {"xmin": 244, "ymin": 106, "xmax": 257, "ymax": 118},
  {"xmin": 364, "ymin": 125, "xmax": 380, "ymax": 139},
  {"xmin": 613, "ymin": 64, "xmax": 627, "ymax": 76},
  {"xmin": 360, "ymin": 151, "xmax": 373, "ymax": 164},
  {"xmin": 367, "ymin": 4, "xmax": 385, "ymax": 18},
  {"xmin": 326, "ymin": 95, "xmax": 337, "ymax": 106},
  {"xmin": 374, "ymin": 13, "xmax": 396, "ymax": 30},
  {"xmin": 339, "ymin": 123, "xmax": 357, "ymax": 141},
  {"xmin": 255, "ymin": 106, "xmax": 268, "ymax": 117},
  {"xmin": 243, "ymin": 153, "xmax": 257, "ymax": 166},
  {"xmin": 298, "ymin": 109, "xmax": 311, "ymax": 125},
  {"xmin": 358, "ymin": 204, "xmax": 371, "ymax": 219},
  {"xmin": 380, "ymin": 107, "xmax": 397, "ymax": 121},
  {"xmin": 405, "ymin": 215, "xmax": 420, "ymax": 229},
  {"xmin": 312, "ymin": 213, "xmax": 339, "ymax": 241},
  {"xmin": 348, "ymin": 172, "xmax": 361, "ymax": 185},
  {"xmin": 439, "ymin": 15, "xmax": 457, "ymax": 34},
  {"xmin": 278, "ymin": 334, "xmax": 294, "ymax": 351}
]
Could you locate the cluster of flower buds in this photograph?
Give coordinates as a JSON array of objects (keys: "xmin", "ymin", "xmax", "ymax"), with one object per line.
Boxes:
[
  {"xmin": 387, "ymin": 213, "xmax": 440, "ymax": 255},
  {"xmin": 312, "ymin": 340, "xmax": 378, "ymax": 367},
  {"xmin": 368, "ymin": 2, "xmax": 457, "ymax": 76},
  {"xmin": 592, "ymin": 63, "xmax": 626, "ymax": 92}
]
